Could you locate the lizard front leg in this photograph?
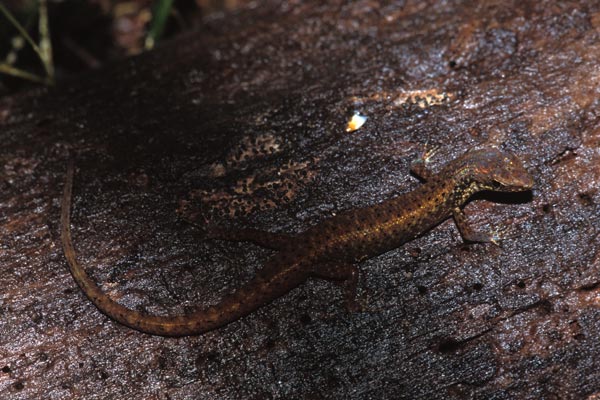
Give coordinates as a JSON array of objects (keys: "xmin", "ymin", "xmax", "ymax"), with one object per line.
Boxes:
[{"xmin": 452, "ymin": 207, "xmax": 500, "ymax": 245}]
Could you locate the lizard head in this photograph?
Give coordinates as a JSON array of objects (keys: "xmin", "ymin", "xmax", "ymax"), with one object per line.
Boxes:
[{"xmin": 462, "ymin": 147, "xmax": 534, "ymax": 192}]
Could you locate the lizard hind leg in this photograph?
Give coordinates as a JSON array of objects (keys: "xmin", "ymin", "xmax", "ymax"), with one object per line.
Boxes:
[
  {"xmin": 178, "ymin": 205, "xmax": 296, "ymax": 251},
  {"xmin": 205, "ymin": 226, "xmax": 297, "ymax": 251},
  {"xmin": 311, "ymin": 262, "xmax": 362, "ymax": 312}
]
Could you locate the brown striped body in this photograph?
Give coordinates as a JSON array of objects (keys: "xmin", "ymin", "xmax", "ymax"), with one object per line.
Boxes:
[{"xmin": 61, "ymin": 147, "xmax": 533, "ymax": 336}]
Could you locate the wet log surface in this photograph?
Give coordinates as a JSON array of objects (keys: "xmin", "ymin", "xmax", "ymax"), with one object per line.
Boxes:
[{"xmin": 2, "ymin": 1, "xmax": 600, "ymax": 398}]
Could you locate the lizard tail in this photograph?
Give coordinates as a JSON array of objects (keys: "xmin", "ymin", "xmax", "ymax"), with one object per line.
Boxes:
[{"xmin": 60, "ymin": 161, "xmax": 299, "ymax": 336}]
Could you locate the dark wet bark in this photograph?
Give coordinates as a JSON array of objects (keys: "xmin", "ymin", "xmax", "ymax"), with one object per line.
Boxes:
[{"xmin": 1, "ymin": 1, "xmax": 600, "ymax": 398}]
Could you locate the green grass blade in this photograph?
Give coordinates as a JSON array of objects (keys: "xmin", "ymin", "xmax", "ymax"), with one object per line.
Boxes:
[
  {"xmin": 0, "ymin": 3, "xmax": 43, "ymax": 58},
  {"xmin": 38, "ymin": 0, "xmax": 54, "ymax": 80},
  {"xmin": 145, "ymin": 0, "xmax": 174, "ymax": 50},
  {"xmin": 0, "ymin": 63, "xmax": 49, "ymax": 84}
]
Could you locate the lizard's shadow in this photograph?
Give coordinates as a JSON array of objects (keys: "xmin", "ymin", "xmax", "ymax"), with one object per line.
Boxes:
[{"xmin": 469, "ymin": 189, "xmax": 533, "ymax": 205}]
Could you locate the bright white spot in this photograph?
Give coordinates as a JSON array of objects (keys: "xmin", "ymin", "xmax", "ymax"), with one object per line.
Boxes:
[{"xmin": 346, "ymin": 112, "xmax": 367, "ymax": 132}]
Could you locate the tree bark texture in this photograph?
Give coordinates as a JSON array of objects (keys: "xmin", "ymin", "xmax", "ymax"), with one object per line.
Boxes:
[{"xmin": 1, "ymin": 1, "xmax": 600, "ymax": 399}]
